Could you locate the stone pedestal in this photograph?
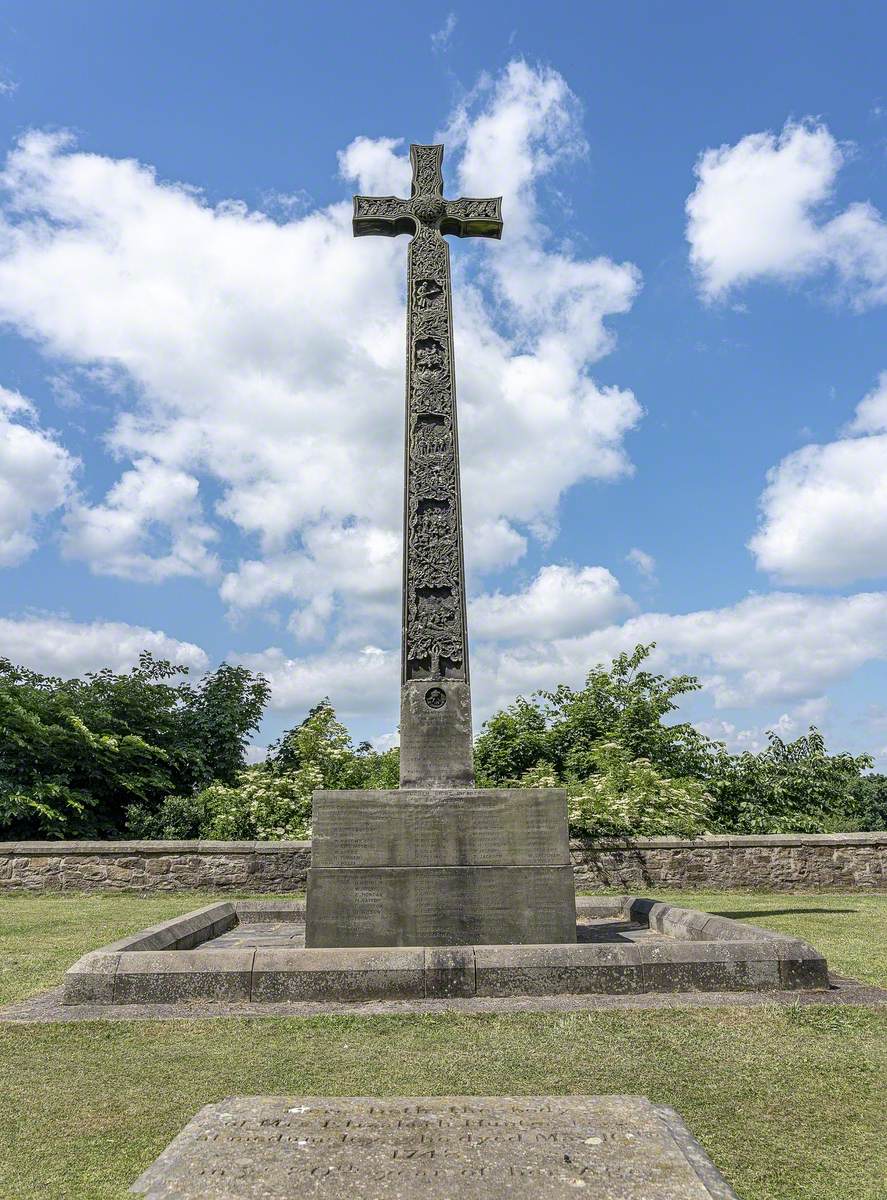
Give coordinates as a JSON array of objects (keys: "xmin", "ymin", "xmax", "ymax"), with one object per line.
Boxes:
[
  {"xmin": 305, "ymin": 788, "xmax": 577, "ymax": 948},
  {"xmin": 399, "ymin": 680, "xmax": 475, "ymax": 788}
]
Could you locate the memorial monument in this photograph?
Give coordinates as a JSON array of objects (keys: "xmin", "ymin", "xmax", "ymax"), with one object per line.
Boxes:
[{"xmin": 305, "ymin": 145, "xmax": 577, "ymax": 947}]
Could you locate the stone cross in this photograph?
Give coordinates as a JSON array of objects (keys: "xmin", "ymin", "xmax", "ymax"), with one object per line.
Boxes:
[{"xmin": 354, "ymin": 144, "xmax": 502, "ymax": 789}]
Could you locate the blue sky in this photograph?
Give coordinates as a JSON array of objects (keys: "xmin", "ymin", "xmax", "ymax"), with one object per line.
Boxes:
[{"xmin": 1, "ymin": 1, "xmax": 886, "ymax": 762}]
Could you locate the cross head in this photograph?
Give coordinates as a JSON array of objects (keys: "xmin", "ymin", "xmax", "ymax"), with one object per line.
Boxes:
[{"xmin": 353, "ymin": 143, "xmax": 502, "ymax": 241}]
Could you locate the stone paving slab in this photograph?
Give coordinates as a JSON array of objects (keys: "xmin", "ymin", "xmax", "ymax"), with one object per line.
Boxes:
[
  {"xmin": 203, "ymin": 916, "xmax": 661, "ymax": 952},
  {"xmin": 129, "ymin": 1095, "xmax": 739, "ymax": 1198}
]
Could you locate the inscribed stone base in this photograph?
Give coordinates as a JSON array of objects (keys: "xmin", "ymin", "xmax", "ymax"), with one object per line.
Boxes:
[
  {"xmin": 305, "ymin": 864, "xmax": 577, "ymax": 947},
  {"xmin": 130, "ymin": 1095, "xmax": 740, "ymax": 1199},
  {"xmin": 311, "ymin": 788, "xmax": 571, "ymax": 867},
  {"xmin": 306, "ymin": 785, "xmax": 577, "ymax": 948}
]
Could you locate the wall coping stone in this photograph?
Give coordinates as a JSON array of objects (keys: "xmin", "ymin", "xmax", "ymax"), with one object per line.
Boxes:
[
  {"xmin": 2, "ymin": 831, "xmax": 884, "ymax": 856},
  {"xmin": 1, "ymin": 840, "xmax": 312, "ymax": 855},
  {"xmin": 571, "ymin": 831, "xmax": 887, "ymax": 849}
]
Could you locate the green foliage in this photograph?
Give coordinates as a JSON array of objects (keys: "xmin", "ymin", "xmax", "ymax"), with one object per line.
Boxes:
[
  {"xmin": 567, "ymin": 741, "xmax": 711, "ymax": 838},
  {"xmin": 475, "ymin": 643, "xmax": 881, "ymax": 837},
  {"xmin": 182, "ymin": 664, "xmax": 271, "ymax": 788},
  {"xmin": 3, "ymin": 638, "xmax": 883, "ymax": 842},
  {"xmin": 474, "ymin": 644, "xmax": 713, "ymax": 787},
  {"xmin": 125, "ymin": 697, "xmax": 399, "ymax": 841},
  {"xmin": 706, "ymin": 729, "xmax": 874, "ymax": 834},
  {"xmin": 0, "ymin": 654, "xmax": 269, "ymax": 839},
  {"xmin": 196, "ymin": 767, "xmax": 317, "ymax": 841},
  {"xmin": 266, "ymin": 699, "xmax": 399, "ymax": 790},
  {"xmin": 847, "ymin": 773, "xmax": 887, "ymax": 831}
]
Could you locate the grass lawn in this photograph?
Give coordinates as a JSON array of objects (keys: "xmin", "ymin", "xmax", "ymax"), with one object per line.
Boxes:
[{"xmin": 1, "ymin": 889, "xmax": 885, "ymax": 1200}]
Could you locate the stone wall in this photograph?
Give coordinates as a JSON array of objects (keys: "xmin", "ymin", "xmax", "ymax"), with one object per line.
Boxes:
[
  {"xmin": 569, "ymin": 832, "xmax": 885, "ymax": 892},
  {"xmin": 0, "ymin": 841, "xmax": 312, "ymax": 893},
  {"xmin": 0, "ymin": 833, "xmax": 884, "ymax": 893}
]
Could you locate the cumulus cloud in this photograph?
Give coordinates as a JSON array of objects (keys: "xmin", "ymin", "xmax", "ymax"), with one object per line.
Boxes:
[
  {"xmin": 687, "ymin": 119, "xmax": 887, "ymax": 307},
  {"xmin": 231, "ymin": 587, "xmax": 887, "ymax": 734},
  {"xmin": 470, "ymin": 564, "xmax": 634, "ymax": 641},
  {"xmin": 0, "ymin": 614, "xmax": 208, "ymax": 678},
  {"xmin": 750, "ymin": 373, "xmax": 887, "ymax": 585},
  {"xmin": 63, "ymin": 457, "xmax": 219, "ymax": 582},
  {"xmin": 0, "ymin": 62, "xmax": 641, "ymax": 647},
  {"xmin": 0, "ymin": 386, "xmax": 77, "ymax": 565},
  {"xmin": 235, "ymin": 643, "xmax": 398, "ymax": 722},
  {"xmin": 471, "ymin": 590, "xmax": 887, "ymax": 719}
]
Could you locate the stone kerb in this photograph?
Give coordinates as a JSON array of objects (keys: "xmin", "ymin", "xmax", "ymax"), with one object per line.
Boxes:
[
  {"xmin": 62, "ymin": 896, "xmax": 829, "ymax": 1005},
  {"xmin": 2, "ymin": 831, "xmax": 884, "ymax": 893}
]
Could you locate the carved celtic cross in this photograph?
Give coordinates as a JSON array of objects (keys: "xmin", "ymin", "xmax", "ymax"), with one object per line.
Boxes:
[{"xmin": 353, "ymin": 144, "xmax": 502, "ymax": 788}]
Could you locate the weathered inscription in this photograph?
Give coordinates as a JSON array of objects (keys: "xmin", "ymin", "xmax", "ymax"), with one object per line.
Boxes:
[
  {"xmin": 305, "ymin": 865, "xmax": 577, "ymax": 947},
  {"xmin": 131, "ymin": 1095, "xmax": 739, "ymax": 1198},
  {"xmin": 311, "ymin": 790, "xmax": 571, "ymax": 868}
]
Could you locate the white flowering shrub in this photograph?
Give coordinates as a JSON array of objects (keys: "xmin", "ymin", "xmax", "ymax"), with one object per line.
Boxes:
[
  {"xmin": 566, "ymin": 740, "xmax": 711, "ymax": 839},
  {"xmin": 198, "ymin": 765, "xmax": 318, "ymax": 840}
]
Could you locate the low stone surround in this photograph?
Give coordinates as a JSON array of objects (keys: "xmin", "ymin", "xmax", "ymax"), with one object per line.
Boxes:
[
  {"xmin": 0, "ymin": 832, "xmax": 884, "ymax": 894},
  {"xmin": 62, "ymin": 897, "xmax": 829, "ymax": 1005}
]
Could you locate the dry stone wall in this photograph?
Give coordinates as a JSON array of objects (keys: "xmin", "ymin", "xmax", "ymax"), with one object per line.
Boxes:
[{"xmin": 0, "ymin": 833, "xmax": 883, "ymax": 893}]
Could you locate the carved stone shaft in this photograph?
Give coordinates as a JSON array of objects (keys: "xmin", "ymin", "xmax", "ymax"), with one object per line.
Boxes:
[{"xmin": 353, "ymin": 144, "xmax": 502, "ymax": 787}]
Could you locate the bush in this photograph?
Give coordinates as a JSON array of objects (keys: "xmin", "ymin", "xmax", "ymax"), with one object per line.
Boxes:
[
  {"xmin": 199, "ymin": 767, "xmax": 316, "ymax": 840},
  {"xmin": 847, "ymin": 774, "xmax": 887, "ymax": 831},
  {"xmin": 706, "ymin": 730, "xmax": 873, "ymax": 834},
  {"xmin": 126, "ymin": 768, "xmax": 316, "ymax": 841},
  {"xmin": 125, "ymin": 793, "xmax": 210, "ymax": 840},
  {"xmin": 0, "ymin": 653, "xmax": 270, "ymax": 839},
  {"xmin": 567, "ymin": 740, "xmax": 711, "ymax": 839}
]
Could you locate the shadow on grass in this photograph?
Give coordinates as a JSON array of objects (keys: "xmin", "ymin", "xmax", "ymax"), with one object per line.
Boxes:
[{"xmin": 711, "ymin": 908, "xmax": 858, "ymax": 919}]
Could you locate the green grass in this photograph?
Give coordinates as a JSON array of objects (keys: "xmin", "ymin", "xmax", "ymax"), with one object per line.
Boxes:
[
  {"xmin": 0, "ymin": 890, "xmax": 304, "ymax": 1006},
  {"xmin": 1, "ymin": 890, "xmax": 885, "ymax": 1200}
]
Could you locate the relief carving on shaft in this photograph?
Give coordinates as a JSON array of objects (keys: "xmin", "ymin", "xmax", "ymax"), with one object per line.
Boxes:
[{"xmin": 352, "ymin": 144, "xmax": 502, "ymax": 687}]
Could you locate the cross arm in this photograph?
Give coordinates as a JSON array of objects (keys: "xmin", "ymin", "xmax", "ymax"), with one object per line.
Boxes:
[
  {"xmin": 353, "ymin": 194, "xmax": 415, "ymax": 238},
  {"xmin": 442, "ymin": 196, "xmax": 503, "ymax": 240}
]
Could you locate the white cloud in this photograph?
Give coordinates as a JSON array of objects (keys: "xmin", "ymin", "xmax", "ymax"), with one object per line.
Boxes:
[
  {"xmin": 231, "ymin": 588, "xmax": 887, "ymax": 735},
  {"xmin": 470, "ymin": 564, "xmax": 634, "ymax": 641},
  {"xmin": 431, "ymin": 13, "xmax": 457, "ymax": 53},
  {"xmin": 687, "ymin": 119, "xmax": 887, "ymax": 307},
  {"xmin": 626, "ymin": 547, "xmax": 656, "ymax": 581},
  {"xmin": 0, "ymin": 64, "xmax": 641, "ymax": 642},
  {"xmin": 235, "ymin": 643, "xmax": 398, "ymax": 722},
  {"xmin": 750, "ymin": 373, "xmax": 887, "ymax": 585},
  {"xmin": 0, "ymin": 386, "xmax": 77, "ymax": 565},
  {"xmin": 63, "ymin": 457, "xmax": 220, "ymax": 582},
  {"xmin": 0, "ymin": 614, "xmax": 208, "ymax": 678},
  {"xmin": 845, "ymin": 370, "xmax": 887, "ymax": 435},
  {"xmin": 471, "ymin": 590, "xmax": 887, "ymax": 717}
]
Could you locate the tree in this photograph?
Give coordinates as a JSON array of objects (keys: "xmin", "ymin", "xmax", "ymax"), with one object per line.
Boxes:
[
  {"xmin": 183, "ymin": 663, "xmax": 270, "ymax": 787},
  {"xmin": 474, "ymin": 644, "xmax": 714, "ymax": 786},
  {"xmin": 128, "ymin": 698, "xmax": 400, "ymax": 842},
  {"xmin": 706, "ymin": 729, "xmax": 873, "ymax": 834},
  {"xmin": 266, "ymin": 699, "xmax": 399, "ymax": 790},
  {"xmin": 0, "ymin": 655, "xmax": 183, "ymax": 838},
  {"xmin": 0, "ymin": 653, "xmax": 270, "ymax": 839}
]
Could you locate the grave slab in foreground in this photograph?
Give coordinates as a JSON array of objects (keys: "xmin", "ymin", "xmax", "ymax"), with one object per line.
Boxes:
[{"xmin": 130, "ymin": 1095, "xmax": 739, "ymax": 1199}]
